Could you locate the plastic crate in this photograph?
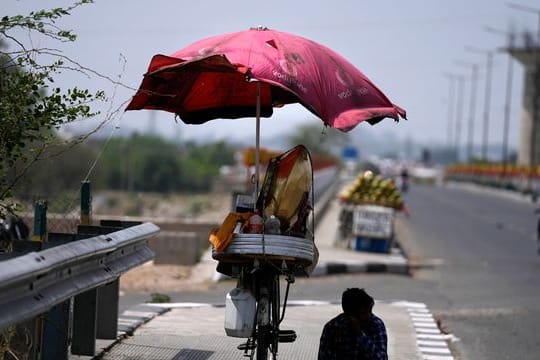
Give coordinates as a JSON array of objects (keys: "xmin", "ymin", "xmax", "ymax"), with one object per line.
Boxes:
[{"xmin": 354, "ymin": 236, "xmax": 390, "ymax": 253}]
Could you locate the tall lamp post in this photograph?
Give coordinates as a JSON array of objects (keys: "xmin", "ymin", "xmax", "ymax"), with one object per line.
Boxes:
[
  {"xmin": 455, "ymin": 61, "xmax": 479, "ymax": 162},
  {"xmin": 443, "ymin": 73, "xmax": 457, "ymax": 151},
  {"xmin": 466, "ymin": 46, "xmax": 495, "ymax": 162},
  {"xmin": 454, "ymin": 75, "xmax": 466, "ymax": 161},
  {"xmin": 484, "ymin": 26, "xmax": 516, "ymax": 180}
]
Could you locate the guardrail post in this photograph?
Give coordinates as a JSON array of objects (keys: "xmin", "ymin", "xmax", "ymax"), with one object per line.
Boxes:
[
  {"xmin": 96, "ymin": 280, "xmax": 119, "ymax": 339},
  {"xmin": 71, "ymin": 288, "xmax": 98, "ymax": 356},
  {"xmin": 41, "ymin": 300, "xmax": 70, "ymax": 360},
  {"xmin": 75, "ymin": 221, "xmax": 138, "ymax": 344},
  {"xmin": 41, "ymin": 235, "xmax": 75, "ymax": 360}
]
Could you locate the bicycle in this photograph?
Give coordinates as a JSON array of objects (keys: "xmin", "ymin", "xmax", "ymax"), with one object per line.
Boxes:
[
  {"xmin": 215, "ymin": 145, "xmax": 315, "ymax": 359},
  {"xmin": 234, "ymin": 258, "xmax": 298, "ymax": 360},
  {"xmin": 215, "ymin": 232, "xmax": 315, "ymax": 360}
]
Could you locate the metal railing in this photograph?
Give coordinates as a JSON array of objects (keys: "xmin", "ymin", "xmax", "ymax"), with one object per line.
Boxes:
[{"xmin": 0, "ymin": 222, "xmax": 159, "ymax": 358}]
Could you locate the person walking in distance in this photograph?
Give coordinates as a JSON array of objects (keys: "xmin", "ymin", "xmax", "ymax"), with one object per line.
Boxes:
[{"xmin": 318, "ymin": 288, "xmax": 388, "ymax": 360}]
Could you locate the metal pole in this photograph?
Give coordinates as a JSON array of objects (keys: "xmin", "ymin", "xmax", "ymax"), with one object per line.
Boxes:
[
  {"xmin": 483, "ymin": 26, "xmax": 517, "ymax": 179},
  {"xmin": 468, "ymin": 65, "xmax": 479, "ymax": 161},
  {"xmin": 525, "ymin": 11, "xmax": 539, "ymax": 187},
  {"xmin": 502, "ymin": 51, "xmax": 515, "ymax": 179},
  {"xmin": 482, "ymin": 52, "xmax": 494, "ymax": 161},
  {"xmin": 465, "ymin": 46, "xmax": 495, "ymax": 162},
  {"xmin": 444, "ymin": 74, "xmax": 456, "ymax": 149},
  {"xmin": 255, "ymin": 81, "xmax": 261, "ymax": 207},
  {"xmin": 533, "ymin": 11, "xmax": 540, "ymax": 169},
  {"xmin": 454, "ymin": 60, "xmax": 479, "ymax": 162},
  {"xmin": 455, "ymin": 76, "xmax": 465, "ymax": 161}
]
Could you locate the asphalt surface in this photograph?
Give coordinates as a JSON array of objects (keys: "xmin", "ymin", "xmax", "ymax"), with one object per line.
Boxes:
[{"xmin": 396, "ymin": 182, "xmax": 540, "ymax": 360}]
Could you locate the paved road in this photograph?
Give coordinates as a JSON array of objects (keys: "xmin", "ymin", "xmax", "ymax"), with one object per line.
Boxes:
[{"xmin": 397, "ymin": 183, "xmax": 540, "ymax": 360}]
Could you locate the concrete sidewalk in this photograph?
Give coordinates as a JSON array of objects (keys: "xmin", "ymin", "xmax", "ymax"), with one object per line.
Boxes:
[
  {"xmin": 86, "ymin": 298, "xmax": 456, "ymax": 360},
  {"xmin": 94, "ymin": 301, "xmax": 429, "ymax": 360}
]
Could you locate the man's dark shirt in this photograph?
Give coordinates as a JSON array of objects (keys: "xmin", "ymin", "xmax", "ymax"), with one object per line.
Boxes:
[{"xmin": 318, "ymin": 312, "xmax": 388, "ymax": 360}]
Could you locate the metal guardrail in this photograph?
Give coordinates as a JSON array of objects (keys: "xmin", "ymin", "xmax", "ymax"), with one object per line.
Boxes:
[
  {"xmin": 0, "ymin": 222, "xmax": 159, "ymax": 331},
  {"xmin": 313, "ymin": 166, "xmax": 338, "ymax": 204}
]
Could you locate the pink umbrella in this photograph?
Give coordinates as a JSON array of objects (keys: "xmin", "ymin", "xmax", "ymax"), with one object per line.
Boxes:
[{"xmin": 126, "ymin": 26, "xmax": 406, "ymax": 193}]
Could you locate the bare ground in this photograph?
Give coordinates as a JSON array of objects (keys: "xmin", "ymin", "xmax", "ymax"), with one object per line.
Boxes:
[
  {"xmin": 119, "ymin": 261, "xmax": 216, "ymax": 293},
  {"xmin": 115, "ymin": 191, "xmax": 233, "ymax": 293}
]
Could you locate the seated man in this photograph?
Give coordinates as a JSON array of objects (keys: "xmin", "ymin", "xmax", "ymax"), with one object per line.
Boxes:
[{"xmin": 318, "ymin": 288, "xmax": 387, "ymax": 360}]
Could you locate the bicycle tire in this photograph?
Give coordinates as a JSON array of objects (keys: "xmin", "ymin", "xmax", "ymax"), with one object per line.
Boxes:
[{"xmin": 256, "ymin": 324, "xmax": 271, "ymax": 360}]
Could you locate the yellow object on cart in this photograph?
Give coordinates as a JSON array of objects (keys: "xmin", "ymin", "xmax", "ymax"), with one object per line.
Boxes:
[{"xmin": 209, "ymin": 212, "xmax": 251, "ymax": 252}]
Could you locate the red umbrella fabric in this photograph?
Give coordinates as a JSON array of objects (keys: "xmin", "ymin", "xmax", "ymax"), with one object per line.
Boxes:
[{"xmin": 126, "ymin": 27, "xmax": 406, "ymax": 132}]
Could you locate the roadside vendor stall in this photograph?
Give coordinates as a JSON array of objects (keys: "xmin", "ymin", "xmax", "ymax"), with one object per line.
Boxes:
[
  {"xmin": 338, "ymin": 171, "xmax": 404, "ymax": 253},
  {"xmin": 210, "ymin": 145, "xmax": 317, "ymax": 272},
  {"xmin": 207, "ymin": 145, "xmax": 317, "ymax": 354}
]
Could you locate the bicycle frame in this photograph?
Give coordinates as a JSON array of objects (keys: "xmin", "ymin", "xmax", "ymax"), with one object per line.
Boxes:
[{"xmin": 236, "ymin": 260, "xmax": 296, "ymax": 360}]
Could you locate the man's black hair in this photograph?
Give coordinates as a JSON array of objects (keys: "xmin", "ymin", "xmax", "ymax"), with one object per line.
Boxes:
[{"xmin": 342, "ymin": 288, "xmax": 374, "ymax": 314}]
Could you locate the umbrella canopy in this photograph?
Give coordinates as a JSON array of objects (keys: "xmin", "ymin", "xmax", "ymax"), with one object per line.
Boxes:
[{"xmin": 126, "ymin": 26, "xmax": 406, "ymax": 131}]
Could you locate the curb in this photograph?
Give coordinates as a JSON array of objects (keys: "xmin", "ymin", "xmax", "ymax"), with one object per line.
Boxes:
[
  {"xmin": 445, "ymin": 181, "xmax": 536, "ymax": 204},
  {"xmin": 309, "ymin": 259, "xmax": 410, "ymax": 277}
]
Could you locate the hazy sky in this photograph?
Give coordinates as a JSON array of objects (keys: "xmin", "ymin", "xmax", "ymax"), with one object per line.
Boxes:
[{"xmin": 5, "ymin": 0, "xmax": 540, "ymax": 154}]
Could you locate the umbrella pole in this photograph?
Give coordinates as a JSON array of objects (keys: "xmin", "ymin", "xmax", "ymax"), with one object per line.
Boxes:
[{"xmin": 255, "ymin": 81, "xmax": 261, "ymax": 209}]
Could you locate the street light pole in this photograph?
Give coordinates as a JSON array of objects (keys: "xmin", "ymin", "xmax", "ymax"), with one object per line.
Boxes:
[
  {"xmin": 443, "ymin": 73, "xmax": 457, "ymax": 150},
  {"xmin": 484, "ymin": 26, "xmax": 516, "ymax": 180},
  {"xmin": 466, "ymin": 46, "xmax": 495, "ymax": 162},
  {"xmin": 455, "ymin": 76, "xmax": 465, "ymax": 161},
  {"xmin": 469, "ymin": 66, "xmax": 479, "ymax": 162},
  {"xmin": 484, "ymin": 26, "xmax": 516, "ymax": 181},
  {"xmin": 455, "ymin": 61, "xmax": 479, "ymax": 162},
  {"xmin": 483, "ymin": 52, "xmax": 494, "ymax": 161},
  {"xmin": 502, "ymin": 52, "xmax": 515, "ymax": 178}
]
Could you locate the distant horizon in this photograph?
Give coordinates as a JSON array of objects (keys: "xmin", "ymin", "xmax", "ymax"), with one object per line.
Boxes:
[{"xmin": 60, "ymin": 119, "xmax": 517, "ymax": 165}]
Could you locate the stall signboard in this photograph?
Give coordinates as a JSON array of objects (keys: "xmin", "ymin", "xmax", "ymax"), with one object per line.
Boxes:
[{"xmin": 352, "ymin": 205, "xmax": 394, "ymax": 239}]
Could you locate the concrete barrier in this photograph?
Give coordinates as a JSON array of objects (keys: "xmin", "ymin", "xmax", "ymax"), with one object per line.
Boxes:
[{"xmin": 148, "ymin": 231, "xmax": 200, "ymax": 265}]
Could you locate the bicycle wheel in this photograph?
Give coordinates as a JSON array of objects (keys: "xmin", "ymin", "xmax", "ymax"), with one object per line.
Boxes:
[
  {"xmin": 255, "ymin": 267, "xmax": 281, "ymax": 360},
  {"xmin": 256, "ymin": 324, "xmax": 271, "ymax": 360}
]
